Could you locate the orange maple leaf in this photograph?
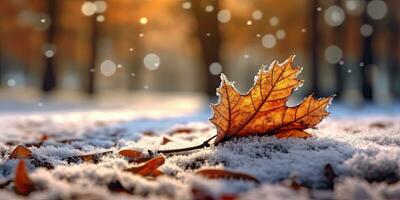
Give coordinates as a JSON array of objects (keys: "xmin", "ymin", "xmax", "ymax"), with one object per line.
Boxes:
[{"xmin": 210, "ymin": 55, "xmax": 332, "ymax": 144}]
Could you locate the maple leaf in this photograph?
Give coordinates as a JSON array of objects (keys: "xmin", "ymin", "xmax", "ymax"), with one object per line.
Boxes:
[{"xmin": 210, "ymin": 55, "xmax": 332, "ymax": 144}]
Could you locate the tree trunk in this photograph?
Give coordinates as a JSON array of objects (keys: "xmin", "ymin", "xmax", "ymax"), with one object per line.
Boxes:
[
  {"xmin": 191, "ymin": 0, "xmax": 221, "ymax": 96},
  {"xmin": 309, "ymin": 0, "xmax": 320, "ymax": 96},
  {"xmin": 360, "ymin": 4, "xmax": 374, "ymax": 100},
  {"xmin": 42, "ymin": 0, "xmax": 57, "ymax": 93},
  {"xmin": 388, "ymin": 0, "xmax": 400, "ymax": 99},
  {"xmin": 87, "ymin": 10, "xmax": 99, "ymax": 95},
  {"xmin": 334, "ymin": 0, "xmax": 344, "ymax": 97}
]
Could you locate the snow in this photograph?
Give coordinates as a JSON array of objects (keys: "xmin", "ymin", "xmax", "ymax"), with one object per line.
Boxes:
[{"xmin": 1, "ymin": 94, "xmax": 400, "ymax": 199}]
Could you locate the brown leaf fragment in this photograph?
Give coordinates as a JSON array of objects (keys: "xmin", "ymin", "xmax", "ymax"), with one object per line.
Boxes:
[
  {"xmin": 369, "ymin": 122, "xmax": 392, "ymax": 129},
  {"xmin": 10, "ymin": 145, "xmax": 32, "ymax": 159},
  {"xmin": 220, "ymin": 194, "xmax": 238, "ymax": 200},
  {"xmin": 125, "ymin": 156, "xmax": 165, "ymax": 177},
  {"xmin": 142, "ymin": 131, "xmax": 156, "ymax": 137},
  {"xmin": 168, "ymin": 128, "xmax": 194, "ymax": 135},
  {"xmin": 210, "ymin": 55, "xmax": 332, "ymax": 144},
  {"xmin": 161, "ymin": 137, "xmax": 172, "ymax": 145},
  {"xmin": 324, "ymin": 164, "xmax": 336, "ymax": 189},
  {"xmin": 191, "ymin": 186, "xmax": 238, "ymax": 200},
  {"xmin": 118, "ymin": 149, "xmax": 152, "ymax": 163},
  {"xmin": 195, "ymin": 169, "xmax": 260, "ymax": 184},
  {"xmin": 191, "ymin": 187, "xmax": 214, "ymax": 200},
  {"xmin": 14, "ymin": 160, "xmax": 34, "ymax": 195}
]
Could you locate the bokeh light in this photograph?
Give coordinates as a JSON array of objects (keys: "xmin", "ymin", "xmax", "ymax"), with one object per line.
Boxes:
[
  {"xmin": 100, "ymin": 60, "xmax": 117, "ymax": 77},
  {"xmin": 324, "ymin": 6, "xmax": 345, "ymax": 27},
  {"xmin": 217, "ymin": 9, "xmax": 231, "ymax": 23},
  {"xmin": 209, "ymin": 62, "xmax": 222, "ymax": 75},
  {"xmin": 325, "ymin": 45, "xmax": 343, "ymax": 64},
  {"xmin": 144, "ymin": 53, "xmax": 161, "ymax": 70}
]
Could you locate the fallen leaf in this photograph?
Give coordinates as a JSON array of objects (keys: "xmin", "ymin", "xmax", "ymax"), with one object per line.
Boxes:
[
  {"xmin": 220, "ymin": 194, "xmax": 238, "ymax": 200},
  {"xmin": 14, "ymin": 160, "xmax": 34, "ymax": 195},
  {"xmin": 195, "ymin": 169, "xmax": 260, "ymax": 183},
  {"xmin": 118, "ymin": 149, "xmax": 152, "ymax": 163},
  {"xmin": 125, "ymin": 156, "xmax": 165, "ymax": 177},
  {"xmin": 369, "ymin": 122, "xmax": 392, "ymax": 129},
  {"xmin": 161, "ymin": 137, "xmax": 172, "ymax": 145},
  {"xmin": 10, "ymin": 145, "xmax": 32, "ymax": 159},
  {"xmin": 192, "ymin": 186, "xmax": 238, "ymax": 200},
  {"xmin": 324, "ymin": 164, "xmax": 336, "ymax": 189},
  {"xmin": 191, "ymin": 187, "xmax": 214, "ymax": 200},
  {"xmin": 142, "ymin": 131, "xmax": 156, "ymax": 137},
  {"xmin": 168, "ymin": 128, "xmax": 193, "ymax": 135},
  {"xmin": 210, "ymin": 55, "xmax": 332, "ymax": 144}
]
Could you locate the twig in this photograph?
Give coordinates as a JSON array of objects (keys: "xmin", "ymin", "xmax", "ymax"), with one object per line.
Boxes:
[{"xmin": 157, "ymin": 135, "xmax": 217, "ymax": 154}]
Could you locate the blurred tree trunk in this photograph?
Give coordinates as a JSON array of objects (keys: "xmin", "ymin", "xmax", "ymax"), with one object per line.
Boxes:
[
  {"xmin": 192, "ymin": 0, "xmax": 221, "ymax": 96},
  {"xmin": 0, "ymin": 18, "xmax": 2, "ymax": 87},
  {"xmin": 309, "ymin": 0, "xmax": 320, "ymax": 96},
  {"xmin": 388, "ymin": 1, "xmax": 400, "ymax": 99},
  {"xmin": 360, "ymin": 7, "xmax": 374, "ymax": 100},
  {"xmin": 334, "ymin": 0, "xmax": 343, "ymax": 97},
  {"xmin": 87, "ymin": 10, "xmax": 99, "ymax": 95},
  {"xmin": 42, "ymin": 0, "xmax": 57, "ymax": 93}
]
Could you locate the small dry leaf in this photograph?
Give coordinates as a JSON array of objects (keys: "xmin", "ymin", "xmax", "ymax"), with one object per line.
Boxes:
[
  {"xmin": 168, "ymin": 128, "xmax": 194, "ymax": 135},
  {"xmin": 125, "ymin": 156, "xmax": 165, "ymax": 177},
  {"xmin": 195, "ymin": 169, "xmax": 260, "ymax": 183},
  {"xmin": 369, "ymin": 122, "xmax": 391, "ymax": 129},
  {"xmin": 118, "ymin": 149, "xmax": 152, "ymax": 163},
  {"xmin": 220, "ymin": 195, "xmax": 238, "ymax": 200},
  {"xmin": 10, "ymin": 145, "xmax": 32, "ymax": 159},
  {"xmin": 142, "ymin": 131, "xmax": 156, "ymax": 137},
  {"xmin": 161, "ymin": 137, "xmax": 172, "ymax": 145},
  {"xmin": 191, "ymin": 187, "xmax": 214, "ymax": 200},
  {"xmin": 324, "ymin": 163, "xmax": 336, "ymax": 189},
  {"xmin": 14, "ymin": 160, "xmax": 34, "ymax": 195},
  {"xmin": 210, "ymin": 55, "xmax": 332, "ymax": 144}
]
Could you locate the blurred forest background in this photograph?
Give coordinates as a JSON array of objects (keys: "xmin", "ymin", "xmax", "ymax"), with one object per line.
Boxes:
[{"xmin": 0, "ymin": 0, "xmax": 399, "ymax": 108}]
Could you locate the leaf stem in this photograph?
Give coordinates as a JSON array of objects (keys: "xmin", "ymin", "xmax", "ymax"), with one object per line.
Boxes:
[{"xmin": 157, "ymin": 135, "xmax": 217, "ymax": 154}]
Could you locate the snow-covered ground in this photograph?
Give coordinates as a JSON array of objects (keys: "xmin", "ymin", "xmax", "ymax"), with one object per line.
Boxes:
[{"xmin": 1, "ymin": 93, "xmax": 400, "ymax": 200}]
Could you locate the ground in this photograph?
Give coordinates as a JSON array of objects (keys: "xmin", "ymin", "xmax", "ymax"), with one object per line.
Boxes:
[{"xmin": 0, "ymin": 93, "xmax": 400, "ymax": 200}]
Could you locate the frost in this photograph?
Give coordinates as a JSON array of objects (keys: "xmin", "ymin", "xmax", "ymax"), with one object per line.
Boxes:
[{"xmin": 0, "ymin": 106, "xmax": 400, "ymax": 199}]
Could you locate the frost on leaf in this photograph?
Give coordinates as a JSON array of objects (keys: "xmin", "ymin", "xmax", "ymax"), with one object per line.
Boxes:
[{"xmin": 210, "ymin": 55, "xmax": 332, "ymax": 144}]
